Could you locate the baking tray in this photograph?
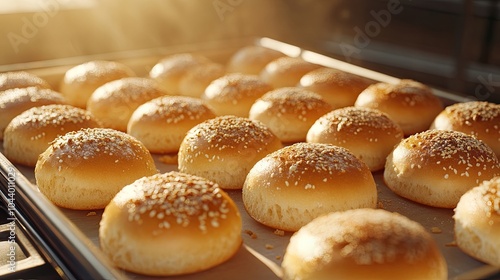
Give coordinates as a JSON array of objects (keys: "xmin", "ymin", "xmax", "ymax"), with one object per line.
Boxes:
[{"xmin": 1, "ymin": 37, "xmax": 498, "ymax": 280}]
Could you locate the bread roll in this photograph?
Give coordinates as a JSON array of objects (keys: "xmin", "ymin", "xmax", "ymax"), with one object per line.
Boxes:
[
  {"xmin": 178, "ymin": 62, "xmax": 225, "ymax": 97},
  {"xmin": 202, "ymin": 73, "xmax": 273, "ymax": 117},
  {"xmin": 87, "ymin": 77, "xmax": 166, "ymax": 131},
  {"xmin": 178, "ymin": 115, "xmax": 283, "ymax": 189},
  {"xmin": 227, "ymin": 45, "xmax": 285, "ymax": 75},
  {"xmin": 306, "ymin": 106, "xmax": 404, "ymax": 171},
  {"xmin": 384, "ymin": 129, "xmax": 500, "ymax": 208},
  {"xmin": 0, "ymin": 87, "xmax": 65, "ymax": 140},
  {"xmin": 99, "ymin": 171, "xmax": 242, "ymax": 276},
  {"xmin": 249, "ymin": 87, "xmax": 333, "ymax": 143},
  {"xmin": 59, "ymin": 60, "xmax": 135, "ymax": 108},
  {"xmin": 127, "ymin": 96, "xmax": 216, "ymax": 154},
  {"xmin": 282, "ymin": 208, "xmax": 447, "ymax": 280},
  {"xmin": 35, "ymin": 128, "xmax": 157, "ymax": 210},
  {"xmin": 0, "ymin": 71, "xmax": 51, "ymax": 92},
  {"xmin": 242, "ymin": 142, "xmax": 377, "ymax": 231},
  {"xmin": 431, "ymin": 101, "xmax": 500, "ymax": 157},
  {"xmin": 149, "ymin": 53, "xmax": 211, "ymax": 95},
  {"xmin": 299, "ymin": 67, "xmax": 374, "ymax": 108},
  {"xmin": 355, "ymin": 79, "xmax": 443, "ymax": 136},
  {"xmin": 454, "ymin": 176, "xmax": 500, "ymax": 266},
  {"xmin": 260, "ymin": 57, "xmax": 321, "ymax": 88},
  {"xmin": 3, "ymin": 104, "xmax": 101, "ymax": 167}
]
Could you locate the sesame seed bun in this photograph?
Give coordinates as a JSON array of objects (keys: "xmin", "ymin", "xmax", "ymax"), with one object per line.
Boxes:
[
  {"xmin": 0, "ymin": 87, "xmax": 66, "ymax": 140},
  {"xmin": 260, "ymin": 57, "xmax": 321, "ymax": 88},
  {"xmin": 355, "ymin": 79, "xmax": 443, "ymax": 136},
  {"xmin": 282, "ymin": 208, "xmax": 447, "ymax": 280},
  {"xmin": 431, "ymin": 101, "xmax": 500, "ymax": 158},
  {"xmin": 299, "ymin": 67, "xmax": 374, "ymax": 109},
  {"xmin": 35, "ymin": 128, "xmax": 157, "ymax": 210},
  {"xmin": 306, "ymin": 107, "xmax": 404, "ymax": 171},
  {"xmin": 149, "ymin": 53, "xmax": 211, "ymax": 95},
  {"xmin": 87, "ymin": 77, "xmax": 167, "ymax": 131},
  {"xmin": 178, "ymin": 115, "xmax": 283, "ymax": 189},
  {"xmin": 0, "ymin": 71, "xmax": 51, "ymax": 92},
  {"xmin": 249, "ymin": 87, "xmax": 333, "ymax": 143},
  {"xmin": 227, "ymin": 45, "xmax": 285, "ymax": 75},
  {"xmin": 384, "ymin": 130, "xmax": 500, "ymax": 208},
  {"xmin": 59, "ymin": 60, "xmax": 136, "ymax": 108},
  {"xmin": 201, "ymin": 73, "xmax": 273, "ymax": 117},
  {"xmin": 178, "ymin": 62, "xmax": 226, "ymax": 98},
  {"xmin": 242, "ymin": 143, "xmax": 377, "ymax": 231},
  {"xmin": 127, "ymin": 96, "xmax": 216, "ymax": 154},
  {"xmin": 3, "ymin": 104, "xmax": 101, "ymax": 167},
  {"xmin": 99, "ymin": 171, "xmax": 242, "ymax": 276},
  {"xmin": 454, "ymin": 176, "xmax": 500, "ymax": 266}
]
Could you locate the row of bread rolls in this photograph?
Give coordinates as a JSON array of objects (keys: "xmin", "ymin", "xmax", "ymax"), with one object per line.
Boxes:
[{"xmin": 1, "ymin": 44, "xmax": 498, "ymax": 278}]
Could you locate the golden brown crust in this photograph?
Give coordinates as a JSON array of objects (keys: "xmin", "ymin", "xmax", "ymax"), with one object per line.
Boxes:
[
  {"xmin": 35, "ymin": 128, "xmax": 157, "ymax": 210},
  {"xmin": 0, "ymin": 71, "xmax": 51, "ymax": 91},
  {"xmin": 355, "ymin": 79, "xmax": 443, "ymax": 136},
  {"xmin": 249, "ymin": 87, "xmax": 333, "ymax": 143},
  {"xmin": 242, "ymin": 142, "xmax": 377, "ymax": 231},
  {"xmin": 149, "ymin": 53, "xmax": 211, "ymax": 95},
  {"xmin": 227, "ymin": 45, "xmax": 285, "ymax": 75},
  {"xmin": 87, "ymin": 77, "xmax": 167, "ymax": 131},
  {"xmin": 0, "ymin": 87, "xmax": 66, "ymax": 140},
  {"xmin": 202, "ymin": 73, "xmax": 273, "ymax": 117},
  {"xmin": 99, "ymin": 171, "xmax": 242, "ymax": 276},
  {"xmin": 260, "ymin": 57, "xmax": 321, "ymax": 88},
  {"xmin": 3, "ymin": 104, "xmax": 101, "ymax": 166},
  {"xmin": 178, "ymin": 115, "xmax": 282, "ymax": 189},
  {"xmin": 454, "ymin": 176, "xmax": 500, "ymax": 266},
  {"xmin": 127, "ymin": 96, "xmax": 216, "ymax": 153},
  {"xmin": 431, "ymin": 101, "xmax": 500, "ymax": 157},
  {"xmin": 282, "ymin": 208, "xmax": 447, "ymax": 280},
  {"xmin": 307, "ymin": 106, "xmax": 403, "ymax": 171},
  {"xmin": 59, "ymin": 60, "xmax": 135, "ymax": 108},
  {"xmin": 384, "ymin": 130, "xmax": 500, "ymax": 208},
  {"xmin": 299, "ymin": 68, "xmax": 374, "ymax": 108}
]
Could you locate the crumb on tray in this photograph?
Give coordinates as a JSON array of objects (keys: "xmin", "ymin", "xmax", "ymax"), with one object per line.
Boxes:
[
  {"xmin": 86, "ymin": 211, "xmax": 97, "ymax": 217},
  {"xmin": 244, "ymin": 229, "xmax": 258, "ymax": 239},
  {"xmin": 431, "ymin": 226, "xmax": 442, "ymax": 234},
  {"xmin": 273, "ymin": 229, "xmax": 285, "ymax": 236}
]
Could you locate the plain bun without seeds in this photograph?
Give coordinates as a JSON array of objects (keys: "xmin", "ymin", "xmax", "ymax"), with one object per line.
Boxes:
[
  {"xmin": 99, "ymin": 171, "xmax": 242, "ymax": 276},
  {"xmin": 242, "ymin": 142, "xmax": 377, "ymax": 232},
  {"xmin": 384, "ymin": 129, "xmax": 500, "ymax": 208},
  {"xmin": 35, "ymin": 128, "xmax": 157, "ymax": 210},
  {"xmin": 281, "ymin": 208, "xmax": 447, "ymax": 280}
]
